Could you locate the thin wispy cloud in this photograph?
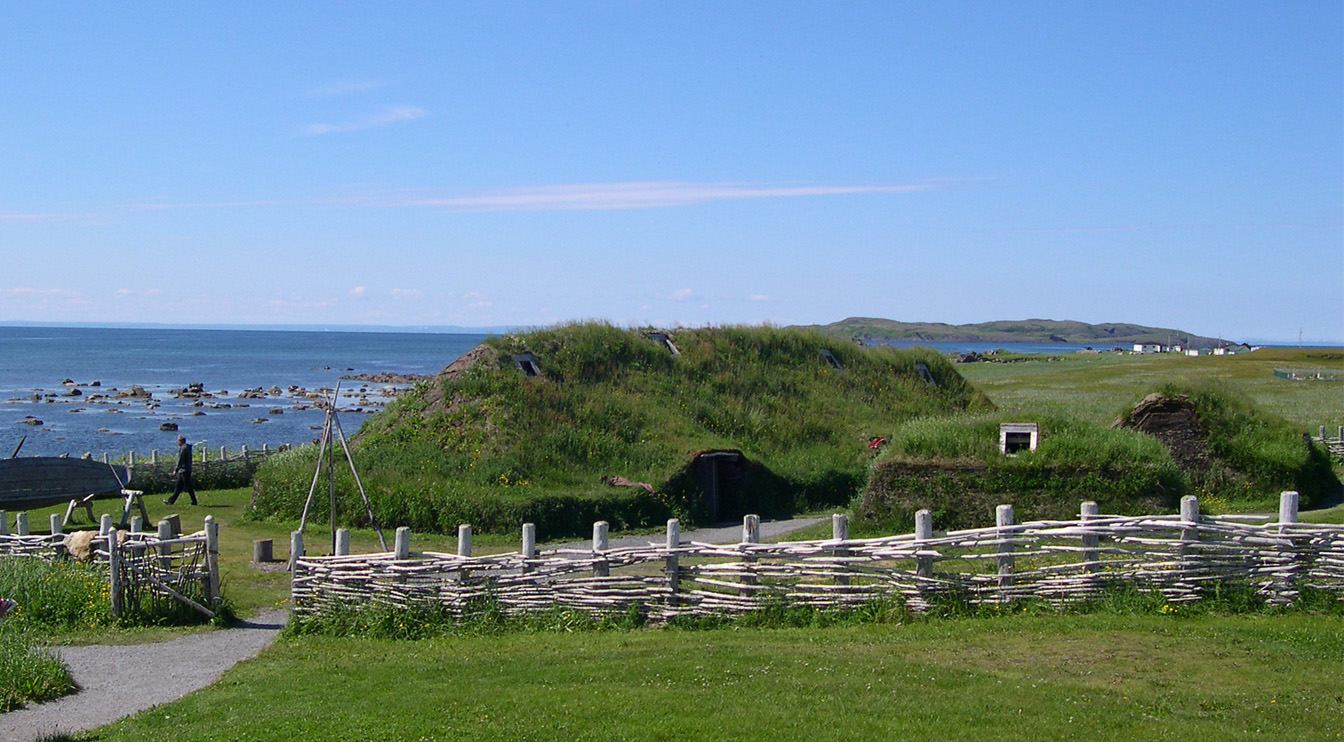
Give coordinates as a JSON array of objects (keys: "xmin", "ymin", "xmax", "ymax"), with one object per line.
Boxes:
[
  {"xmin": 390, "ymin": 288, "xmax": 422, "ymax": 298},
  {"xmin": 669, "ymin": 288, "xmax": 695, "ymax": 301},
  {"xmin": 3, "ymin": 287, "xmax": 78, "ymax": 296},
  {"xmin": 0, "ymin": 210, "xmax": 92, "ymax": 223},
  {"xmin": 308, "ymin": 78, "xmax": 388, "ymax": 98},
  {"xmin": 351, "ymin": 180, "xmax": 944, "ymax": 212},
  {"xmin": 14, "ymin": 178, "xmax": 969, "ymax": 219},
  {"xmin": 303, "ymin": 106, "xmax": 427, "ymax": 135},
  {"xmin": 349, "ymin": 286, "xmax": 367, "ymax": 296}
]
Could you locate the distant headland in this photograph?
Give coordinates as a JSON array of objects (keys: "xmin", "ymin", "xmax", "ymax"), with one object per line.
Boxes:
[{"xmin": 799, "ymin": 318, "xmax": 1233, "ymax": 347}]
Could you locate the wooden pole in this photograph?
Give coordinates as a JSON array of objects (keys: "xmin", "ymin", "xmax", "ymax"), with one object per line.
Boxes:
[
  {"xmin": 740, "ymin": 514, "xmax": 759, "ymax": 596},
  {"xmin": 457, "ymin": 524, "xmax": 472, "ymax": 557},
  {"xmin": 297, "ymin": 408, "xmax": 333, "ymax": 533},
  {"xmin": 915, "ymin": 509, "xmax": 933, "ymax": 579},
  {"xmin": 831, "ymin": 513, "xmax": 849, "ymax": 586},
  {"xmin": 99, "ymin": 513, "xmax": 112, "ymax": 535},
  {"xmin": 1278, "ymin": 491, "xmax": 1299, "ymax": 525},
  {"xmin": 157, "ymin": 519, "xmax": 173, "ymax": 570},
  {"xmin": 521, "ymin": 523, "xmax": 536, "ymax": 574},
  {"xmin": 15, "ymin": 512, "xmax": 27, "ymax": 537},
  {"xmin": 592, "ymin": 521, "xmax": 609, "ymax": 577},
  {"xmin": 49, "ymin": 514, "xmax": 61, "ymax": 537},
  {"xmin": 288, "ymin": 530, "xmax": 304, "ymax": 572},
  {"xmin": 204, "ymin": 514, "xmax": 219, "ymax": 605},
  {"xmin": 1080, "ymin": 501, "xmax": 1100, "ymax": 573},
  {"xmin": 108, "ymin": 528, "xmax": 121, "ymax": 618},
  {"xmin": 665, "ymin": 519, "xmax": 680, "ymax": 594},
  {"xmin": 394, "ymin": 527, "xmax": 410, "ymax": 559},
  {"xmin": 332, "ymin": 412, "xmax": 387, "ymax": 551},
  {"xmin": 335, "ymin": 528, "xmax": 350, "ymax": 556},
  {"xmin": 0, "ymin": 510, "xmax": 7, "ymax": 537},
  {"xmin": 996, "ymin": 504, "xmax": 1014, "ymax": 591}
]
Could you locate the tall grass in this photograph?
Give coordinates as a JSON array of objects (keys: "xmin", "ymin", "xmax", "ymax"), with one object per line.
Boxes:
[
  {"xmin": 0, "ymin": 557, "xmax": 111, "ymax": 631},
  {"xmin": 253, "ymin": 323, "xmax": 986, "ymax": 535},
  {"xmin": 0, "ymin": 622, "xmax": 73, "ymax": 712}
]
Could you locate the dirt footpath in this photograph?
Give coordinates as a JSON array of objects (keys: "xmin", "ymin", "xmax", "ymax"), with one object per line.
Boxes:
[{"xmin": 0, "ymin": 610, "xmax": 286, "ymax": 742}]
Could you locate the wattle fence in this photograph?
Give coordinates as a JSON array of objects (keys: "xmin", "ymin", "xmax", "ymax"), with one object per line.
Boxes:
[
  {"xmin": 290, "ymin": 491, "xmax": 1344, "ymax": 621},
  {"xmin": 0, "ymin": 512, "xmax": 221, "ymax": 620}
]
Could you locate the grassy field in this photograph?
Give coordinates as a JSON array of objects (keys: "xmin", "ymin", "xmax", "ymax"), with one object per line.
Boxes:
[
  {"xmin": 77, "ymin": 613, "xmax": 1344, "ymax": 741},
  {"xmin": 956, "ymin": 347, "xmax": 1342, "ymax": 430},
  {"xmin": 7, "ymin": 345, "xmax": 1341, "ymax": 738}
]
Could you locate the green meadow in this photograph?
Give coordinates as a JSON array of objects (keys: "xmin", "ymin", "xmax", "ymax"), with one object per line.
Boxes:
[{"xmin": 4, "ymin": 343, "xmax": 1341, "ymax": 738}]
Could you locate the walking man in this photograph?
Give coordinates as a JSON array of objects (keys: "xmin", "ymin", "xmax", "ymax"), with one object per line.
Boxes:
[{"xmin": 164, "ymin": 435, "xmax": 197, "ymax": 505}]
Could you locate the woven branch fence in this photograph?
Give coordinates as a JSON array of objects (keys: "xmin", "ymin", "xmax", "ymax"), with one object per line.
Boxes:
[
  {"xmin": 290, "ymin": 491, "xmax": 1344, "ymax": 622},
  {"xmin": 0, "ymin": 512, "xmax": 221, "ymax": 619}
]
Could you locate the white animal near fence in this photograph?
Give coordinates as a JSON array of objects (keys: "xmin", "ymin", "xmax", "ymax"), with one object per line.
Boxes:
[
  {"xmin": 0, "ymin": 513, "xmax": 221, "ymax": 619},
  {"xmin": 290, "ymin": 492, "xmax": 1344, "ymax": 621}
]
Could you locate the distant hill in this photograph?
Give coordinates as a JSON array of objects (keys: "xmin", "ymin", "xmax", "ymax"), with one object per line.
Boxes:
[{"xmin": 800, "ymin": 318, "xmax": 1232, "ymax": 347}]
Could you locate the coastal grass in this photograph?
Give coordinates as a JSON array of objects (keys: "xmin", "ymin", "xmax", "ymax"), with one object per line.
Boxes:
[
  {"xmin": 0, "ymin": 623, "xmax": 73, "ymax": 713},
  {"xmin": 956, "ymin": 347, "xmax": 1343, "ymax": 431},
  {"xmin": 253, "ymin": 323, "xmax": 987, "ymax": 537},
  {"xmin": 79, "ymin": 612, "xmax": 1344, "ymax": 741}
]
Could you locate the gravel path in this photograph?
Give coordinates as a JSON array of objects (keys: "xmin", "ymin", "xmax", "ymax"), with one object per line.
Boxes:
[
  {"xmin": 551, "ymin": 515, "xmax": 830, "ymax": 551},
  {"xmin": 0, "ymin": 609, "xmax": 286, "ymax": 742},
  {"xmin": 0, "ymin": 515, "xmax": 827, "ymax": 741}
]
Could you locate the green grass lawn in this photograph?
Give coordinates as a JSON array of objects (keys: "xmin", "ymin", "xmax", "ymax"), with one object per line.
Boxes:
[
  {"xmin": 76, "ymin": 613, "xmax": 1343, "ymax": 741},
  {"xmin": 957, "ymin": 347, "xmax": 1343, "ymax": 430}
]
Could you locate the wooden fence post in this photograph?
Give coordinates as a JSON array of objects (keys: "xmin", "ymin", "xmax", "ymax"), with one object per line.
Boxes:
[
  {"xmin": 151, "ymin": 449, "xmax": 158, "ymax": 466},
  {"xmin": 1278, "ymin": 491, "xmax": 1299, "ymax": 525},
  {"xmin": 288, "ymin": 530, "xmax": 304, "ymax": 571},
  {"xmin": 0, "ymin": 510, "xmax": 7, "ymax": 536},
  {"xmin": 740, "ymin": 514, "xmax": 760, "ymax": 597},
  {"xmin": 592, "ymin": 521, "xmax": 609, "ymax": 577},
  {"xmin": 665, "ymin": 519, "xmax": 680, "ymax": 594},
  {"xmin": 521, "ymin": 523, "xmax": 536, "ymax": 559},
  {"xmin": 204, "ymin": 515, "xmax": 219, "ymax": 606},
  {"xmin": 914, "ymin": 509, "xmax": 933, "ymax": 579},
  {"xmin": 457, "ymin": 524, "xmax": 472, "ymax": 557},
  {"xmin": 16, "ymin": 512, "xmax": 28, "ymax": 537},
  {"xmin": 129, "ymin": 516, "xmax": 142, "ymax": 534},
  {"xmin": 831, "ymin": 513, "xmax": 850, "ymax": 586},
  {"xmin": 996, "ymin": 504, "xmax": 1015, "ymax": 592},
  {"xmin": 157, "ymin": 519, "xmax": 174, "ymax": 571},
  {"xmin": 335, "ymin": 528, "xmax": 350, "ymax": 556},
  {"xmin": 99, "ymin": 513, "xmax": 113, "ymax": 536},
  {"xmin": 1080, "ymin": 501, "xmax": 1100, "ymax": 573},
  {"xmin": 108, "ymin": 527, "xmax": 121, "ymax": 618},
  {"xmin": 1275, "ymin": 491, "xmax": 1301, "ymax": 605},
  {"xmin": 49, "ymin": 514, "xmax": 62, "ymax": 537},
  {"xmin": 394, "ymin": 527, "xmax": 410, "ymax": 559}
]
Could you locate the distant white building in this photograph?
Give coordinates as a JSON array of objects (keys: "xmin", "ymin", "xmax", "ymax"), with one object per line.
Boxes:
[
  {"xmin": 1133, "ymin": 343, "xmax": 1161, "ymax": 354},
  {"xmin": 1185, "ymin": 349, "xmax": 1200, "ymax": 357}
]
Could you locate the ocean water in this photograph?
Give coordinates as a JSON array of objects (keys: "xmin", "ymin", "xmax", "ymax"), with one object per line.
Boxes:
[
  {"xmin": 0, "ymin": 327, "xmax": 486, "ymax": 458},
  {"xmin": 0, "ymin": 326, "xmax": 1116, "ymax": 460}
]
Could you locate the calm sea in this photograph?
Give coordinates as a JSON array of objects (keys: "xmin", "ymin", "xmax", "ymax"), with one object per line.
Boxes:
[{"xmin": 0, "ymin": 327, "xmax": 486, "ymax": 458}]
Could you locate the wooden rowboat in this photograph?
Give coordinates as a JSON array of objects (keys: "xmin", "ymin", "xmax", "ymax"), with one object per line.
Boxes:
[{"xmin": 0, "ymin": 457, "xmax": 144, "ymax": 527}]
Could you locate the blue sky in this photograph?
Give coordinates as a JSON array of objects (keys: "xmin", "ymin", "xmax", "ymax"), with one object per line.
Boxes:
[{"xmin": 2, "ymin": 3, "xmax": 1340, "ymax": 342}]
